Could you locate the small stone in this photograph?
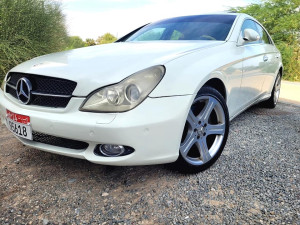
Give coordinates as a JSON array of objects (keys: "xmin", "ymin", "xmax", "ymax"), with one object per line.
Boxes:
[
  {"xmin": 102, "ymin": 192, "xmax": 109, "ymax": 197},
  {"xmin": 43, "ymin": 219, "xmax": 49, "ymax": 225},
  {"xmin": 164, "ymin": 200, "xmax": 172, "ymax": 208},
  {"xmin": 14, "ymin": 158, "xmax": 21, "ymax": 163},
  {"xmin": 68, "ymin": 178, "xmax": 76, "ymax": 183}
]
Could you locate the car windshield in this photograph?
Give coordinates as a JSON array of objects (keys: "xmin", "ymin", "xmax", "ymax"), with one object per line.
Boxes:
[{"xmin": 126, "ymin": 15, "xmax": 236, "ymax": 42}]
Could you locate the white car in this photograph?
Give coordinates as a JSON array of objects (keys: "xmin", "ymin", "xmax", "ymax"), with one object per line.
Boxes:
[{"xmin": 0, "ymin": 13, "xmax": 282, "ymax": 173}]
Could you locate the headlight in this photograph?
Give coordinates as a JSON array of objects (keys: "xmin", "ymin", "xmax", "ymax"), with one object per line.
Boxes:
[{"xmin": 80, "ymin": 65, "xmax": 165, "ymax": 112}]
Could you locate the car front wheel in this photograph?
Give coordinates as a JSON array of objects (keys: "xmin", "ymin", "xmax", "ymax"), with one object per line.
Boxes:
[{"xmin": 174, "ymin": 86, "xmax": 229, "ymax": 173}]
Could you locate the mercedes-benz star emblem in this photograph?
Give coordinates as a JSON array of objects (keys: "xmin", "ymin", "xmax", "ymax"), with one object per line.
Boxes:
[{"xmin": 16, "ymin": 78, "xmax": 32, "ymax": 104}]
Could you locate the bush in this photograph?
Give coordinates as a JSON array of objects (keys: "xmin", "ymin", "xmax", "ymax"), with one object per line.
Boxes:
[
  {"xmin": 0, "ymin": 0, "xmax": 68, "ymax": 82},
  {"xmin": 65, "ymin": 36, "xmax": 86, "ymax": 50},
  {"xmin": 96, "ymin": 33, "xmax": 117, "ymax": 45},
  {"xmin": 276, "ymin": 43, "xmax": 300, "ymax": 81}
]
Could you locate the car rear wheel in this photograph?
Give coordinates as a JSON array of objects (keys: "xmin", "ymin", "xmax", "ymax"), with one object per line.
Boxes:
[
  {"xmin": 174, "ymin": 86, "xmax": 229, "ymax": 173},
  {"xmin": 262, "ymin": 72, "xmax": 281, "ymax": 108}
]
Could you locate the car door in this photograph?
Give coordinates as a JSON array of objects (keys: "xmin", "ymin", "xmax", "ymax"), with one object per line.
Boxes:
[
  {"xmin": 238, "ymin": 19, "xmax": 267, "ymax": 108},
  {"xmin": 254, "ymin": 22, "xmax": 280, "ymax": 95}
]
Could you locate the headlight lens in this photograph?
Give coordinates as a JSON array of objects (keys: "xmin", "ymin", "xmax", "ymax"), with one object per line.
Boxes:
[{"xmin": 80, "ymin": 65, "xmax": 165, "ymax": 112}]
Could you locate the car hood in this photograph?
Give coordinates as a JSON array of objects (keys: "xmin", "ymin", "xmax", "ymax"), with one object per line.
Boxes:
[{"xmin": 10, "ymin": 41, "xmax": 224, "ymax": 96}]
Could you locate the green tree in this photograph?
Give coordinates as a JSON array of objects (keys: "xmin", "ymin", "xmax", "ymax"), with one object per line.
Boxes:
[
  {"xmin": 85, "ymin": 38, "xmax": 96, "ymax": 46},
  {"xmin": 96, "ymin": 33, "xmax": 117, "ymax": 45},
  {"xmin": 65, "ymin": 36, "xmax": 85, "ymax": 50},
  {"xmin": 231, "ymin": 0, "xmax": 300, "ymax": 81},
  {"xmin": 0, "ymin": 0, "xmax": 68, "ymax": 82}
]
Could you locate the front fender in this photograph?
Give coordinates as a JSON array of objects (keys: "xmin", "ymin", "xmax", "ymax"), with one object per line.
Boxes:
[{"xmin": 149, "ymin": 42, "xmax": 243, "ymax": 101}]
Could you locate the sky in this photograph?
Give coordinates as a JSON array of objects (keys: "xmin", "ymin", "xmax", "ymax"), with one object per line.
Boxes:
[{"xmin": 60, "ymin": 0, "xmax": 258, "ymax": 40}]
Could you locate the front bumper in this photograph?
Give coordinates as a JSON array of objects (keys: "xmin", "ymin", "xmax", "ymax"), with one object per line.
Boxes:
[{"xmin": 0, "ymin": 89, "xmax": 193, "ymax": 166}]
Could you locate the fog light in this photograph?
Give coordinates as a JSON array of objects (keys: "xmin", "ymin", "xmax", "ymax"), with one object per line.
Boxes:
[
  {"xmin": 94, "ymin": 144, "xmax": 135, "ymax": 157},
  {"xmin": 100, "ymin": 144, "xmax": 125, "ymax": 156}
]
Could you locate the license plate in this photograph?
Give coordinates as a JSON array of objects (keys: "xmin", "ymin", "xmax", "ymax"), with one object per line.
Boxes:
[{"xmin": 5, "ymin": 109, "xmax": 32, "ymax": 140}]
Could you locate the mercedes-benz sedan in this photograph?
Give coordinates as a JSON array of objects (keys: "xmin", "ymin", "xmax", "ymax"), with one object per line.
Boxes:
[{"xmin": 0, "ymin": 13, "xmax": 282, "ymax": 173}]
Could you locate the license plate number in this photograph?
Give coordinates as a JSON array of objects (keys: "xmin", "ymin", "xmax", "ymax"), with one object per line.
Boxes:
[{"xmin": 5, "ymin": 110, "xmax": 32, "ymax": 140}]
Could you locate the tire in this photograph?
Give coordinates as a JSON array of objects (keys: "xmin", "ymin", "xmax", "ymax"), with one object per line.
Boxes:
[
  {"xmin": 173, "ymin": 86, "xmax": 229, "ymax": 174},
  {"xmin": 261, "ymin": 72, "xmax": 281, "ymax": 108}
]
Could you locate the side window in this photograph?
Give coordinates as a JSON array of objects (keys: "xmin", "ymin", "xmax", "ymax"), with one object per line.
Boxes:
[
  {"xmin": 134, "ymin": 28, "xmax": 166, "ymax": 41},
  {"xmin": 255, "ymin": 23, "xmax": 271, "ymax": 44},
  {"xmin": 170, "ymin": 30, "xmax": 184, "ymax": 40},
  {"xmin": 240, "ymin": 19, "xmax": 260, "ymax": 45}
]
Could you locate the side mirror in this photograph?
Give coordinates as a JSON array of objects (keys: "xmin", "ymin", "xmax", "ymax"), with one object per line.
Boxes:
[{"xmin": 243, "ymin": 29, "xmax": 260, "ymax": 42}]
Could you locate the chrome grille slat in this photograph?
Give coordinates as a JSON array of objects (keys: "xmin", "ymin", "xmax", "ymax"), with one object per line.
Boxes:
[
  {"xmin": 31, "ymin": 91, "xmax": 71, "ymax": 98},
  {"xmin": 6, "ymin": 82, "xmax": 16, "ymax": 90}
]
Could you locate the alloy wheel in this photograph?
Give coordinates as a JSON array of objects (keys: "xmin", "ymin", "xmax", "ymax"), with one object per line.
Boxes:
[
  {"xmin": 273, "ymin": 75, "xmax": 281, "ymax": 104},
  {"xmin": 180, "ymin": 96, "xmax": 226, "ymax": 166}
]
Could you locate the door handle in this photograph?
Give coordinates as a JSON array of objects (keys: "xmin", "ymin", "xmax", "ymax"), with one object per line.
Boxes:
[{"xmin": 263, "ymin": 55, "xmax": 268, "ymax": 62}]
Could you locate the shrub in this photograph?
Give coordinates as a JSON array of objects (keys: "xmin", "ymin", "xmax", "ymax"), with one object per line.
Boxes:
[
  {"xmin": 0, "ymin": 0, "xmax": 68, "ymax": 82},
  {"xmin": 276, "ymin": 43, "xmax": 300, "ymax": 81},
  {"xmin": 65, "ymin": 36, "xmax": 86, "ymax": 50}
]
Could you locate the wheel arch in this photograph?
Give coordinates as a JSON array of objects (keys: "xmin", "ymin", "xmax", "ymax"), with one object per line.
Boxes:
[
  {"xmin": 271, "ymin": 66, "xmax": 283, "ymax": 89},
  {"xmin": 279, "ymin": 66, "xmax": 283, "ymax": 77},
  {"xmin": 200, "ymin": 78, "xmax": 227, "ymax": 101}
]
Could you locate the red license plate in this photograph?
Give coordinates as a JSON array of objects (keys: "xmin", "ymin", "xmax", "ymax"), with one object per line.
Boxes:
[
  {"xmin": 6, "ymin": 109, "xmax": 30, "ymax": 125},
  {"xmin": 5, "ymin": 109, "xmax": 32, "ymax": 140}
]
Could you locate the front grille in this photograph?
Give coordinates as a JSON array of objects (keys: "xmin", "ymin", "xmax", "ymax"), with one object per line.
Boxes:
[
  {"xmin": 32, "ymin": 131, "xmax": 89, "ymax": 150},
  {"xmin": 7, "ymin": 73, "xmax": 76, "ymax": 95},
  {"xmin": 31, "ymin": 95, "xmax": 71, "ymax": 108},
  {"xmin": 5, "ymin": 72, "xmax": 77, "ymax": 108}
]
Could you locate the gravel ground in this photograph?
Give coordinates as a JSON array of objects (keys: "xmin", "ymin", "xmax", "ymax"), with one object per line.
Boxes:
[{"xmin": 0, "ymin": 102, "xmax": 299, "ymax": 224}]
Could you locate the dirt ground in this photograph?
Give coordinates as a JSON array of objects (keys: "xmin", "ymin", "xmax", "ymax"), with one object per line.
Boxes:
[{"xmin": 0, "ymin": 103, "xmax": 299, "ymax": 224}]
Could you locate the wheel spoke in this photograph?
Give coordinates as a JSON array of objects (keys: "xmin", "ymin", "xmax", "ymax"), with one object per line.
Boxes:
[
  {"xmin": 275, "ymin": 90, "xmax": 280, "ymax": 99},
  {"xmin": 275, "ymin": 77, "xmax": 281, "ymax": 91},
  {"xmin": 187, "ymin": 110, "xmax": 198, "ymax": 129},
  {"xmin": 199, "ymin": 97, "xmax": 216, "ymax": 123},
  {"xmin": 206, "ymin": 123, "xmax": 225, "ymax": 136},
  {"xmin": 197, "ymin": 138, "xmax": 212, "ymax": 162},
  {"xmin": 180, "ymin": 132, "xmax": 196, "ymax": 157},
  {"xmin": 274, "ymin": 75, "xmax": 281, "ymax": 103},
  {"xmin": 276, "ymin": 83, "xmax": 280, "ymax": 91}
]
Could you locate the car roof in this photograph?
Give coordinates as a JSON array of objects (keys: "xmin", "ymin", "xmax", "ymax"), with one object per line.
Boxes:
[{"xmin": 154, "ymin": 13, "xmax": 252, "ymax": 23}]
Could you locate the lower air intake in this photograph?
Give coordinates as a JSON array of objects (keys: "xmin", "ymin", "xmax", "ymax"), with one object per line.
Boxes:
[{"xmin": 32, "ymin": 132, "xmax": 89, "ymax": 150}]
